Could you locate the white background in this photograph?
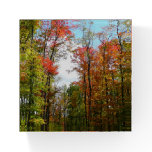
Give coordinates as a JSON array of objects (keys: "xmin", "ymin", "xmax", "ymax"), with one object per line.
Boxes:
[{"xmin": 0, "ymin": 0, "xmax": 152, "ymax": 152}]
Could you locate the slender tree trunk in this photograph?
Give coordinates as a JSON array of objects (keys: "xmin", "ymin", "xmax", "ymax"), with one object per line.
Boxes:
[
  {"xmin": 117, "ymin": 20, "xmax": 125, "ymax": 130},
  {"xmin": 45, "ymin": 75, "xmax": 50, "ymax": 131},
  {"xmin": 86, "ymin": 47, "xmax": 92, "ymax": 131},
  {"xmin": 41, "ymin": 32, "xmax": 47, "ymax": 131},
  {"xmin": 83, "ymin": 73, "xmax": 87, "ymax": 128},
  {"xmin": 64, "ymin": 111, "xmax": 66, "ymax": 131},
  {"xmin": 63, "ymin": 90, "xmax": 66, "ymax": 131},
  {"xmin": 102, "ymin": 45, "xmax": 110, "ymax": 131}
]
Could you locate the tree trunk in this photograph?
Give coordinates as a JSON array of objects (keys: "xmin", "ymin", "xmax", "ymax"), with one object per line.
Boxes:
[
  {"xmin": 117, "ymin": 20, "xmax": 125, "ymax": 130},
  {"xmin": 86, "ymin": 46, "xmax": 92, "ymax": 131},
  {"xmin": 83, "ymin": 73, "xmax": 87, "ymax": 128}
]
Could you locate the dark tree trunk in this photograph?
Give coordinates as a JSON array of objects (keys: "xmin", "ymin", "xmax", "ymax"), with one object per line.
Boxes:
[
  {"xmin": 86, "ymin": 45, "xmax": 92, "ymax": 131},
  {"xmin": 83, "ymin": 73, "xmax": 87, "ymax": 128},
  {"xmin": 116, "ymin": 20, "xmax": 125, "ymax": 130}
]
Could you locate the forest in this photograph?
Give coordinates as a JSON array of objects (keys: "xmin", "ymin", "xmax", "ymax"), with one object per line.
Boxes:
[{"xmin": 20, "ymin": 19, "xmax": 131, "ymax": 131}]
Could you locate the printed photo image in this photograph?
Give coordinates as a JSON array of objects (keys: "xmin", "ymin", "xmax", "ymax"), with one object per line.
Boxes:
[{"xmin": 20, "ymin": 19, "xmax": 131, "ymax": 131}]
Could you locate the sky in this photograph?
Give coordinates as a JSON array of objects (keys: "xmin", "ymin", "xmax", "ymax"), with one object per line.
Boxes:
[
  {"xmin": 55, "ymin": 52, "xmax": 78, "ymax": 87},
  {"xmin": 88, "ymin": 20, "xmax": 110, "ymax": 48},
  {"xmin": 55, "ymin": 20, "xmax": 112, "ymax": 87},
  {"xmin": 71, "ymin": 20, "xmax": 111, "ymax": 48}
]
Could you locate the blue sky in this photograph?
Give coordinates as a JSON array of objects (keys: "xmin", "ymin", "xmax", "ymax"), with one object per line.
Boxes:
[
  {"xmin": 91, "ymin": 20, "xmax": 110, "ymax": 48},
  {"xmin": 71, "ymin": 19, "xmax": 110, "ymax": 49},
  {"xmin": 71, "ymin": 19, "xmax": 131, "ymax": 49}
]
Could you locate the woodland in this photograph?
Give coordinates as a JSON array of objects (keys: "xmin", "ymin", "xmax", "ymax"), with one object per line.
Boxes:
[{"xmin": 20, "ymin": 19, "xmax": 131, "ymax": 131}]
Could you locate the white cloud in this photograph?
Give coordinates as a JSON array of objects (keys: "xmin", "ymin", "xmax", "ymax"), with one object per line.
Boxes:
[
  {"xmin": 54, "ymin": 39, "xmax": 81, "ymax": 87},
  {"xmin": 55, "ymin": 52, "xmax": 79, "ymax": 87}
]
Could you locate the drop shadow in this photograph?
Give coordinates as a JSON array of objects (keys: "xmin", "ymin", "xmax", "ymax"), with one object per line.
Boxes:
[{"xmin": 132, "ymin": 25, "xmax": 152, "ymax": 129}]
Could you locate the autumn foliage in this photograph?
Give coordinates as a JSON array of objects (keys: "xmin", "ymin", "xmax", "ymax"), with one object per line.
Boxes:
[
  {"xmin": 20, "ymin": 19, "xmax": 131, "ymax": 132},
  {"xmin": 39, "ymin": 56, "xmax": 58, "ymax": 75}
]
